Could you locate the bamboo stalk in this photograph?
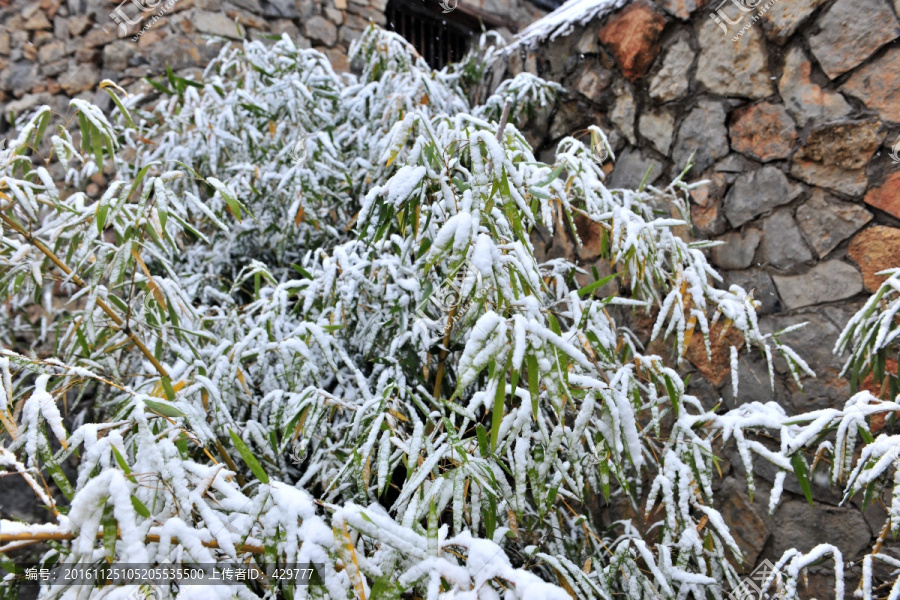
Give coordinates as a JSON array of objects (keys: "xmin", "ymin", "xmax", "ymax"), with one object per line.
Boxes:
[{"xmin": 431, "ymin": 304, "xmax": 458, "ymax": 401}]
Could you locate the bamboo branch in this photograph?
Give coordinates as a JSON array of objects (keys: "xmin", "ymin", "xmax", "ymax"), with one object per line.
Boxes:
[
  {"xmin": 0, "ymin": 212, "xmax": 170, "ymax": 381},
  {"xmin": 432, "ymin": 304, "xmax": 458, "ymax": 401},
  {"xmin": 496, "ymin": 99, "xmax": 511, "ymax": 141}
]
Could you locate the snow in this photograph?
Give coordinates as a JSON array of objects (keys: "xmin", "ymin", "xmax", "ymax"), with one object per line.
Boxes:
[{"xmin": 514, "ymin": 0, "xmax": 633, "ymax": 47}]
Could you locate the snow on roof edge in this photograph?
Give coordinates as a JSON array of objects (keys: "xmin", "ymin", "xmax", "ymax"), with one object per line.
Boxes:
[{"xmin": 512, "ymin": 0, "xmax": 634, "ymax": 48}]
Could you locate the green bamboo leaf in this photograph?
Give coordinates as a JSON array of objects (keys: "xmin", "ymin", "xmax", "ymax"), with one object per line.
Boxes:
[
  {"xmin": 111, "ymin": 446, "xmax": 132, "ymax": 475},
  {"xmin": 38, "ymin": 435, "xmax": 74, "ymax": 501},
  {"xmin": 790, "ymin": 453, "xmax": 814, "ymax": 506},
  {"xmin": 490, "ymin": 375, "xmax": 505, "ymax": 453},
  {"xmin": 103, "ymin": 87, "xmax": 136, "ymax": 128},
  {"xmin": 144, "ymin": 399, "xmax": 185, "ymax": 418},
  {"xmin": 96, "ymin": 203, "xmax": 109, "ymax": 234},
  {"xmin": 131, "ymin": 495, "xmax": 151, "ymax": 518},
  {"xmin": 229, "ymin": 429, "xmax": 270, "ymax": 484},
  {"xmin": 476, "ymin": 424, "xmax": 489, "ymax": 458},
  {"xmin": 577, "ymin": 272, "xmax": 620, "ymax": 298},
  {"xmin": 527, "ymin": 353, "xmax": 540, "ymax": 420}
]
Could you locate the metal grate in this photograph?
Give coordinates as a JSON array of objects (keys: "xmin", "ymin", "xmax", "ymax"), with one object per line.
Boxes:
[{"xmin": 385, "ymin": 0, "xmax": 474, "ymax": 69}]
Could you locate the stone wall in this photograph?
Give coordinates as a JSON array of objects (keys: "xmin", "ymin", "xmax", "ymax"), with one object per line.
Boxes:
[
  {"xmin": 0, "ymin": 0, "xmax": 545, "ymax": 135},
  {"xmin": 2, "ymin": 0, "xmax": 900, "ymax": 591},
  {"xmin": 487, "ymin": 0, "xmax": 900, "ymax": 592}
]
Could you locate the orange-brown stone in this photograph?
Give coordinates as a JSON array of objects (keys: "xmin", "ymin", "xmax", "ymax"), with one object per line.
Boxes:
[
  {"xmin": 729, "ymin": 102, "xmax": 798, "ymax": 162},
  {"xmin": 864, "ymin": 358, "xmax": 899, "ymax": 431},
  {"xmin": 848, "ymin": 226, "xmax": 900, "ymax": 292},
  {"xmin": 685, "ymin": 321, "xmax": 745, "ymax": 387},
  {"xmin": 573, "ymin": 213, "xmax": 606, "ymax": 261},
  {"xmin": 598, "ymin": 0, "xmax": 666, "ymax": 82},
  {"xmin": 864, "ymin": 171, "xmax": 900, "ymax": 220}
]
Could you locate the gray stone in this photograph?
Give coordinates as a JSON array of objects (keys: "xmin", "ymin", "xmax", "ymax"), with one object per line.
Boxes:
[
  {"xmin": 607, "ymin": 148, "xmax": 663, "ymax": 189},
  {"xmin": 773, "ymin": 261, "xmax": 864, "ymax": 309},
  {"xmin": 0, "ymin": 61, "xmax": 38, "ymax": 93},
  {"xmin": 808, "ymin": 0, "xmax": 900, "ymax": 79},
  {"xmin": 789, "ymin": 161, "xmax": 869, "ymax": 197},
  {"xmin": 723, "ymin": 166, "xmax": 803, "ymax": 227},
  {"xmin": 760, "ymin": 0, "xmax": 827, "ymax": 44},
  {"xmin": 261, "ymin": 0, "xmax": 299, "ymax": 18},
  {"xmin": 714, "ymin": 154, "xmax": 757, "ymax": 180},
  {"xmin": 53, "ymin": 16, "xmax": 70, "ymax": 40},
  {"xmin": 146, "ymin": 36, "xmax": 203, "ymax": 71},
  {"xmin": 649, "ymin": 36, "xmax": 692, "ymax": 102},
  {"xmin": 770, "ymin": 502, "xmax": 871, "ymax": 559},
  {"xmin": 735, "ymin": 439, "xmax": 845, "ymax": 503},
  {"xmin": 229, "ymin": 0, "xmax": 262, "ymax": 10},
  {"xmin": 271, "ymin": 19, "xmax": 302, "ymax": 39},
  {"xmin": 796, "ymin": 190, "xmax": 873, "ymax": 257},
  {"xmin": 41, "ymin": 58, "xmax": 69, "ymax": 77},
  {"xmin": 762, "ymin": 312, "xmax": 847, "ymax": 374},
  {"xmin": 696, "ymin": 17, "xmax": 774, "ymax": 99},
  {"xmin": 610, "ymin": 79, "xmax": 636, "ymax": 145},
  {"xmin": 69, "ymin": 15, "xmax": 92, "ymax": 36},
  {"xmin": 778, "ymin": 47, "xmax": 852, "ymax": 126},
  {"xmin": 672, "ymin": 101, "xmax": 729, "ymax": 174},
  {"xmin": 547, "ymin": 99, "xmax": 591, "ymax": 142},
  {"xmin": 657, "ymin": 0, "xmax": 702, "ymax": 19},
  {"xmin": 574, "ymin": 26, "xmax": 600, "ymax": 53},
  {"xmin": 193, "ymin": 11, "xmax": 243, "ymax": 39},
  {"xmin": 638, "ymin": 108, "xmax": 675, "ymax": 155},
  {"xmin": 720, "ymin": 350, "xmax": 790, "ymax": 409},
  {"xmin": 324, "ymin": 7, "xmax": 343, "ymax": 25},
  {"xmin": 3, "ymin": 92, "xmax": 53, "ymax": 119},
  {"xmin": 718, "ymin": 479, "xmax": 770, "ymax": 571},
  {"xmin": 37, "ymin": 40, "xmax": 66, "ymax": 63},
  {"xmin": 305, "ymin": 16, "xmax": 337, "ymax": 47},
  {"xmin": 573, "ymin": 62, "xmax": 612, "ymax": 102},
  {"xmin": 725, "ymin": 269, "xmax": 780, "ymax": 314},
  {"xmin": 760, "ymin": 210, "xmax": 813, "ymax": 269},
  {"xmin": 102, "ymin": 40, "xmax": 135, "ymax": 71},
  {"xmin": 711, "ymin": 229, "xmax": 761, "ymax": 270}
]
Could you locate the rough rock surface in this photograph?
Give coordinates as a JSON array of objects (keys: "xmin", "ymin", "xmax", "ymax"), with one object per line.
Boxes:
[
  {"xmin": 807, "ymin": 0, "xmax": 899, "ymax": 79},
  {"xmin": 672, "ymin": 101, "xmax": 729, "ymax": 173},
  {"xmin": 848, "ymin": 226, "xmax": 900, "ymax": 291},
  {"xmin": 723, "ymin": 166, "xmax": 803, "ymax": 227},
  {"xmin": 711, "ymin": 229, "xmax": 761, "ymax": 270},
  {"xmin": 638, "ymin": 108, "xmax": 675, "ymax": 154},
  {"xmin": 796, "ymin": 190, "xmax": 873, "ymax": 257},
  {"xmin": 790, "ymin": 120, "xmax": 883, "ymax": 196},
  {"xmin": 770, "ymin": 501, "xmax": 872, "ymax": 559},
  {"xmin": 695, "ymin": 18, "xmax": 774, "ymax": 99},
  {"xmin": 864, "ymin": 171, "xmax": 900, "ymax": 220},
  {"xmin": 760, "ymin": 210, "xmax": 813, "ymax": 270},
  {"xmin": 843, "ymin": 47, "xmax": 900, "ymax": 124},
  {"xmin": 728, "ymin": 102, "xmax": 797, "ymax": 162},
  {"xmin": 773, "ymin": 261, "xmax": 864, "ymax": 308},
  {"xmin": 597, "ymin": 0, "xmax": 666, "ymax": 81},
  {"xmin": 778, "ymin": 47, "xmax": 852, "ymax": 125},
  {"xmin": 684, "ymin": 321, "xmax": 745, "ymax": 387},
  {"xmin": 648, "ymin": 35, "xmax": 692, "ymax": 102},
  {"xmin": 760, "ymin": 0, "xmax": 827, "ymax": 44}
]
